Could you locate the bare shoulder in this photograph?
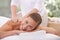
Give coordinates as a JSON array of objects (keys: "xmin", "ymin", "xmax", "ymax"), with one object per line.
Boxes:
[{"xmin": 0, "ymin": 20, "xmax": 13, "ymax": 31}]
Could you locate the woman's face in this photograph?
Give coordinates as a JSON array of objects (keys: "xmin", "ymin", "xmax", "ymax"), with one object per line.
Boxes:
[{"xmin": 20, "ymin": 17, "xmax": 37, "ymax": 32}]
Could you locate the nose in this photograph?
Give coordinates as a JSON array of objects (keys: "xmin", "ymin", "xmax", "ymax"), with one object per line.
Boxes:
[
  {"xmin": 22, "ymin": 25, "xmax": 27, "ymax": 29},
  {"xmin": 20, "ymin": 23, "xmax": 28, "ymax": 30}
]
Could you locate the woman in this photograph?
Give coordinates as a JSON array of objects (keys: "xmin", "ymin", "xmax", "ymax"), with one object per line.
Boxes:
[
  {"xmin": 0, "ymin": 13, "xmax": 57, "ymax": 39},
  {"xmin": 11, "ymin": 0, "xmax": 48, "ymax": 27}
]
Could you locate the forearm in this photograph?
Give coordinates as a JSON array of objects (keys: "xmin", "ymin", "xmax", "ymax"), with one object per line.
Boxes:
[
  {"xmin": 11, "ymin": 5, "xmax": 17, "ymax": 17},
  {"xmin": 0, "ymin": 31, "xmax": 17, "ymax": 39},
  {"xmin": 40, "ymin": 26, "xmax": 58, "ymax": 35},
  {"xmin": 22, "ymin": 8, "xmax": 39, "ymax": 19},
  {"xmin": 30, "ymin": 8, "xmax": 39, "ymax": 13}
]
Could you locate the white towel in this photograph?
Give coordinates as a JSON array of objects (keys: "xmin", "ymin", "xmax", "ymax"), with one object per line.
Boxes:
[{"xmin": 1, "ymin": 30, "xmax": 46, "ymax": 40}]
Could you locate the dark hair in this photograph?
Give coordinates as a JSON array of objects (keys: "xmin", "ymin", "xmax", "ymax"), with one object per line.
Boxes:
[
  {"xmin": 29, "ymin": 13, "xmax": 42, "ymax": 25},
  {"xmin": 28, "ymin": 13, "xmax": 42, "ymax": 30}
]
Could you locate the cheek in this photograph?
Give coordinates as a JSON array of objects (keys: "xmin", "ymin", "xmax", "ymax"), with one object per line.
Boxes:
[
  {"xmin": 20, "ymin": 24, "xmax": 25, "ymax": 30},
  {"xmin": 19, "ymin": 25, "xmax": 22, "ymax": 30},
  {"xmin": 20, "ymin": 24, "xmax": 27, "ymax": 30}
]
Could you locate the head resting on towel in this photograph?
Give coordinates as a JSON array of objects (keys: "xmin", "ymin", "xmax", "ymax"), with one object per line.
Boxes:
[{"xmin": 20, "ymin": 13, "xmax": 42, "ymax": 32}]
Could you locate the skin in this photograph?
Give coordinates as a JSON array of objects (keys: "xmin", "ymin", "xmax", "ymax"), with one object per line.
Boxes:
[
  {"xmin": 20, "ymin": 17, "xmax": 38, "ymax": 32},
  {"xmin": 0, "ymin": 16, "xmax": 37, "ymax": 39},
  {"xmin": 0, "ymin": 19, "xmax": 21, "ymax": 39},
  {"xmin": 0, "ymin": 0, "xmax": 57, "ymax": 39},
  {"xmin": 0, "ymin": 16, "xmax": 58, "ymax": 39}
]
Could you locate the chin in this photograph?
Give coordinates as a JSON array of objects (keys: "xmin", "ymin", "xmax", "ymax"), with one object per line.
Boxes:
[{"xmin": 25, "ymin": 30, "xmax": 33, "ymax": 32}]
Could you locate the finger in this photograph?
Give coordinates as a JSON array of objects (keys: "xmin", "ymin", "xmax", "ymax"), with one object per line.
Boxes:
[{"xmin": 12, "ymin": 19, "xmax": 18, "ymax": 23}]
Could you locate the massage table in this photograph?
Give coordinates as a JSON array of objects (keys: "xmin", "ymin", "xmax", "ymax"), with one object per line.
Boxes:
[{"xmin": 0, "ymin": 16, "xmax": 60, "ymax": 40}]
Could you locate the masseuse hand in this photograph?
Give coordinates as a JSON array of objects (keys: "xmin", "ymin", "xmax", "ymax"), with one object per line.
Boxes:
[
  {"xmin": 11, "ymin": 18, "xmax": 21, "ymax": 27},
  {"xmin": 11, "ymin": 15, "xmax": 21, "ymax": 24},
  {"xmin": 11, "ymin": 15, "xmax": 18, "ymax": 23}
]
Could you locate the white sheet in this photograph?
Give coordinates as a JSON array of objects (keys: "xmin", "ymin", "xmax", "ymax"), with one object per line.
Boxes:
[
  {"xmin": 1, "ymin": 31, "xmax": 60, "ymax": 40},
  {"xmin": 1, "ymin": 30, "xmax": 46, "ymax": 40}
]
